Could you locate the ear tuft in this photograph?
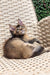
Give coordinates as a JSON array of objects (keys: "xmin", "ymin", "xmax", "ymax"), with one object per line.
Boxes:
[
  {"xmin": 18, "ymin": 19, "xmax": 23, "ymax": 25},
  {"xmin": 9, "ymin": 24, "xmax": 15, "ymax": 31}
]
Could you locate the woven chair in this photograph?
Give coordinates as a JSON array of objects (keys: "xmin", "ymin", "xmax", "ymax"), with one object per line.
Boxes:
[{"xmin": 0, "ymin": 0, "xmax": 50, "ymax": 75}]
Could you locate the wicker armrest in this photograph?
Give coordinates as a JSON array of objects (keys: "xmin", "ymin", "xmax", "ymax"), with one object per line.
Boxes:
[{"xmin": 37, "ymin": 16, "xmax": 50, "ymax": 47}]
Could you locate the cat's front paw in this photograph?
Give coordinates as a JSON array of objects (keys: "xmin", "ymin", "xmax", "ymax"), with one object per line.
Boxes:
[{"xmin": 29, "ymin": 38, "xmax": 41, "ymax": 44}]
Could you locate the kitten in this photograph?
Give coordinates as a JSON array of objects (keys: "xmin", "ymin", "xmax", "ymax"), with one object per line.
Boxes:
[
  {"xmin": 10, "ymin": 19, "xmax": 41, "ymax": 44},
  {"xmin": 4, "ymin": 19, "xmax": 49, "ymax": 59}
]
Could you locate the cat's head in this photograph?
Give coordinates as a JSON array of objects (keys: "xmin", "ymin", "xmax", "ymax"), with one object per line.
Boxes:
[{"xmin": 9, "ymin": 19, "xmax": 26, "ymax": 36}]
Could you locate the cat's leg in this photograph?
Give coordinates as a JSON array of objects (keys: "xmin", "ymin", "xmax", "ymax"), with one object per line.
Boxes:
[
  {"xmin": 28, "ymin": 38, "xmax": 41, "ymax": 44},
  {"xmin": 21, "ymin": 43, "xmax": 34, "ymax": 58},
  {"xmin": 23, "ymin": 42, "xmax": 50, "ymax": 58},
  {"xmin": 24, "ymin": 35, "xmax": 41, "ymax": 44},
  {"xmin": 31, "ymin": 46, "xmax": 50, "ymax": 57},
  {"xmin": 24, "ymin": 42, "xmax": 44, "ymax": 57},
  {"xmin": 22, "ymin": 42, "xmax": 50, "ymax": 58},
  {"xmin": 31, "ymin": 45, "xmax": 44, "ymax": 57},
  {"xmin": 23, "ymin": 34, "xmax": 41, "ymax": 44}
]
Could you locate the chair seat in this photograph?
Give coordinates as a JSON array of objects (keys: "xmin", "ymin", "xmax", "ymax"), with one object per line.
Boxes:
[{"xmin": 0, "ymin": 52, "xmax": 50, "ymax": 75}]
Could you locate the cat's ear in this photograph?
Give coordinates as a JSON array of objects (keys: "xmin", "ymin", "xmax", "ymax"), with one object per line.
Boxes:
[
  {"xmin": 18, "ymin": 19, "xmax": 23, "ymax": 25},
  {"xmin": 9, "ymin": 24, "xmax": 16, "ymax": 31}
]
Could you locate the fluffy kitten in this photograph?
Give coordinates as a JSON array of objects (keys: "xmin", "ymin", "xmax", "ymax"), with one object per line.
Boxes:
[{"xmin": 3, "ymin": 19, "xmax": 45, "ymax": 59}]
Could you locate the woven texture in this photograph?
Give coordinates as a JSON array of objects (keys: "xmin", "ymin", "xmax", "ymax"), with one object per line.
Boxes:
[
  {"xmin": 0, "ymin": 52, "xmax": 50, "ymax": 75},
  {"xmin": 0, "ymin": 0, "xmax": 50, "ymax": 75},
  {"xmin": 38, "ymin": 16, "xmax": 50, "ymax": 47}
]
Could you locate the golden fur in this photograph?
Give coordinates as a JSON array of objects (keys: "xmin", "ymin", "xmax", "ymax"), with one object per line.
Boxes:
[{"xmin": 3, "ymin": 19, "xmax": 50, "ymax": 59}]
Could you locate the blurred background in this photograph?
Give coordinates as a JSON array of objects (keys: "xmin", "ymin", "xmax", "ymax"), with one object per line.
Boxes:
[{"xmin": 32, "ymin": 0, "xmax": 50, "ymax": 21}]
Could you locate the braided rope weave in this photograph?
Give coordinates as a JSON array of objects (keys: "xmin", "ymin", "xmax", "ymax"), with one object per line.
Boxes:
[
  {"xmin": 38, "ymin": 16, "xmax": 50, "ymax": 47},
  {"xmin": 0, "ymin": 0, "xmax": 50, "ymax": 75},
  {"xmin": 0, "ymin": 52, "xmax": 50, "ymax": 75}
]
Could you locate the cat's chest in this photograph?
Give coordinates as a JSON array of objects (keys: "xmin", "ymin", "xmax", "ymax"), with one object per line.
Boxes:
[{"xmin": 10, "ymin": 38, "xmax": 24, "ymax": 46}]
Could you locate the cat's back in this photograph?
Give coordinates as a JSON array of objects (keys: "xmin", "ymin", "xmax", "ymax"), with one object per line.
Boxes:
[
  {"xmin": 4, "ymin": 37, "xmax": 24, "ymax": 49},
  {"xmin": 3, "ymin": 37, "xmax": 24, "ymax": 58}
]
